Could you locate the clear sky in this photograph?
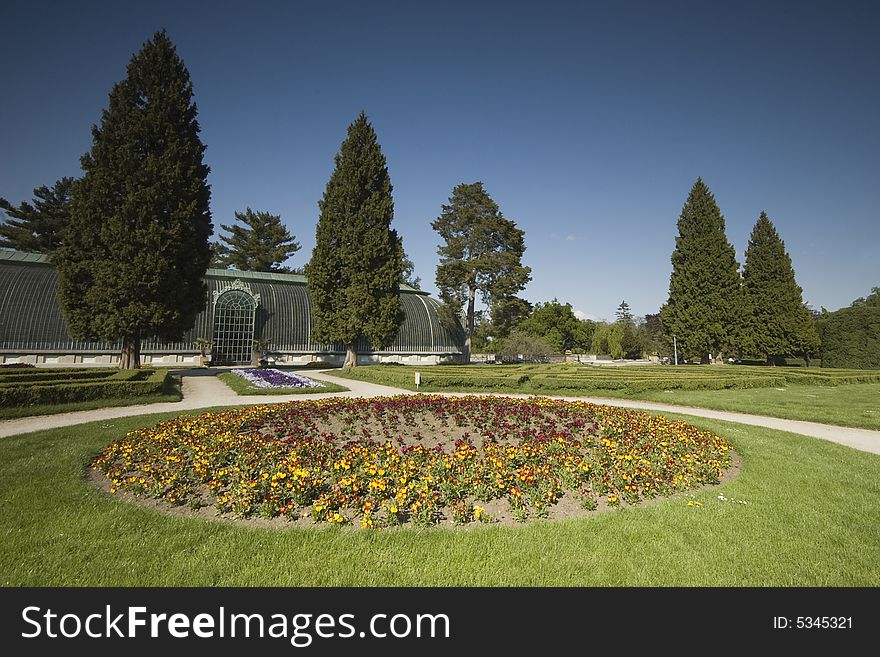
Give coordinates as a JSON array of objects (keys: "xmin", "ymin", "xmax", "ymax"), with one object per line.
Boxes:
[{"xmin": 2, "ymin": 0, "xmax": 878, "ymax": 321}]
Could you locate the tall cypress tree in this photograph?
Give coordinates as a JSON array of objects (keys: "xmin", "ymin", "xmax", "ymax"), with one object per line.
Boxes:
[
  {"xmin": 54, "ymin": 31, "xmax": 212, "ymax": 369},
  {"xmin": 660, "ymin": 178, "xmax": 744, "ymax": 363},
  {"xmin": 0, "ymin": 177, "xmax": 74, "ymax": 253},
  {"xmin": 305, "ymin": 112, "xmax": 404, "ymax": 368},
  {"xmin": 216, "ymin": 208, "xmax": 300, "ymax": 272},
  {"xmin": 742, "ymin": 212, "xmax": 819, "ymax": 364}
]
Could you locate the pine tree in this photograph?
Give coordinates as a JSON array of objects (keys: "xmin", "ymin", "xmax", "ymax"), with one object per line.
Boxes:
[
  {"xmin": 0, "ymin": 177, "xmax": 74, "ymax": 253},
  {"xmin": 305, "ymin": 112, "xmax": 404, "ymax": 368},
  {"xmin": 742, "ymin": 212, "xmax": 820, "ymax": 363},
  {"xmin": 53, "ymin": 31, "xmax": 212, "ymax": 369},
  {"xmin": 215, "ymin": 208, "xmax": 300, "ymax": 272},
  {"xmin": 432, "ymin": 182, "xmax": 531, "ymax": 361},
  {"xmin": 615, "ymin": 300, "xmax": 634, "ymax": 324},
  {"xmin": 660, "ymin": 178, "xmax": 744, "ymax": 363}
]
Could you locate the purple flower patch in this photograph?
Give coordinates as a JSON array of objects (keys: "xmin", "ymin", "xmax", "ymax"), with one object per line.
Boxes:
[{"xmin": 230, "ymin": 368, "xmax": 325, "ymax": 389}]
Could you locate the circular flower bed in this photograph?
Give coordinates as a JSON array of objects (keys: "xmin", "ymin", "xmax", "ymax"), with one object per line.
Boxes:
[{"xmin": 93, "ymin": 395, "xmax": 733, "ymax": 527}]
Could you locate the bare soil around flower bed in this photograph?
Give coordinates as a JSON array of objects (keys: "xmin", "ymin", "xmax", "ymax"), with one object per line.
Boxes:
[{"xmin": 93, "ymin": 396, "xmax": 738, "ymax": 529}]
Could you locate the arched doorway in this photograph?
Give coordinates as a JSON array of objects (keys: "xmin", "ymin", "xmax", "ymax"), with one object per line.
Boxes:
[{"xmin": 212, "ymin": 282, "xmax": 259, "ymax": 365}]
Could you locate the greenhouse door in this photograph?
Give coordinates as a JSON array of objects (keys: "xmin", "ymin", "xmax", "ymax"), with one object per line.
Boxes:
[{"xmin": 212, "ymin": 288, "xmax": 257, "ymax": 365}]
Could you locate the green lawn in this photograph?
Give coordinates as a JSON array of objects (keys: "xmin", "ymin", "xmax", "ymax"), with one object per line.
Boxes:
[
  {"xmin": 1, "ymin": 406, "xmax": 878, "ymax": 586},
  {"xmin": 619, "ymin": 384, "xmax": 880, "ymax": 430},
  {"xmin": 217, "ymin": 371, "xmax": 348, "ymax": 395},
  {"xmin": 335, "ymin": 365, "xmax": 880, "ymax": 430}
]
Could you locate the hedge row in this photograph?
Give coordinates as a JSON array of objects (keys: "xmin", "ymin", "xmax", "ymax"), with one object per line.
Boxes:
[
  {"xmin": 0, "ymin": 369, "xmax": 119, "ymax": 385},
  {"xmin": 415, "ymin": 372, "xmax": 788, "ymax": 392},
  {"xmin": 526, "ymin": 374, "xmax": 787, "ymax": 392},
  {"xmin": 347, "ymin": 364, "xmax": 880, "ymax": 393},
  {"xmin": 0, "ymin": 369, "xmax": 173, "ymax": 408}
]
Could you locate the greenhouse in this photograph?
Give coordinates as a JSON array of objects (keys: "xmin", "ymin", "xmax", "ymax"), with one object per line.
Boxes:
[{"xmin": 0, "ymin": 250, "xmax": 465, "ymax": 366}]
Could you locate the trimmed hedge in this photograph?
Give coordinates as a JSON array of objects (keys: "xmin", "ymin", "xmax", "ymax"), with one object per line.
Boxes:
[
  {"xmin": 0, "ymin": 369, "xmax": 118, "ymax": 385},
  {"xmin": 0, "ymin": 369, "xmax": 173, "ymax": 408},
  {"xmin": 340, "ymin": 363, "xmax": 880, "ymax": 393}
]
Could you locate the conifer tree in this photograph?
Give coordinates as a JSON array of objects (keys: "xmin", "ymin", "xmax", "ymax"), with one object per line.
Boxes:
[
  {"xmin": 53, "ymin": 31, "xmax": 212, "ymax": 369},
  {"xmin": 660, "ymin": 178, "xmax": 744, "ymax": 363},
  {"xmin": 401, "ymin": 253, "xmax": 421, "ymax": 289},
  {"xmin": 615, "ymin": 300, "xmax": 634, "ymax": 324},
  {"xmin": 432, "ymin": 182, "xmax": 531, "ymax": 361},
  {"xmin": 819, "ymin": 288, "xmax": 880, "ymax": 369},
  {"xmin": 0, "ymin": 177, "xmax": 74, "ymax": 253},
  {"xmin": 305, "ymin": 113, "xmax": 404, "ymax": 368},
  {"xmin": 216, "ymin": 208, "xmax": 300, "ymax": 272},
  {"xmin": 742, "ymin": 212, "xmax": 819, "ymax": 363}
]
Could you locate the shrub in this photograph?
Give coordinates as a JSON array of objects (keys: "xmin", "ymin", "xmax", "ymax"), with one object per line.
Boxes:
[{"xmin": 0, "ymin": 369, "xmax": 171, "ymax": 408}]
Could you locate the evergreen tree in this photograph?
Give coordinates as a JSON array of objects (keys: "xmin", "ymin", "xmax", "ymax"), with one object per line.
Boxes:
[
  {"xmin": 615, "ymin": 300, "xmax": 634, "ymax": 324},
  {"xmin": 53, "ymin": 31, "xmax": 212, "ymax": 369},
  {"xmin": 819, "ymin": 288, "xmax": 880, "ymax": 369},
  {"xmin": 402, "ymin": 253, "xmax": 421, "ymax": 289},
  {"xmin": 489, "ymin": 296, "xmax": 532, "ymax": 339},
  {"xmin": 432, "ymin": 182, "xmax": 531, "ymax": 361},
  {"xmin": 305, "ymin": 112, "xmax": 404, "ymax": 368},
  {"xmin": 0, "ymin": 177, "xmax": 74, "ymax": 253},
  {"xmin": 660, "ymin": 178, "xmax": 744, "ymax": 363},
  {"xmin": 742, "ymin": 212, "xmax": 819, "ymax": 363},
  {"xmin": 216, "ymin": 208, "xmax": 300, "ymax": 272}
]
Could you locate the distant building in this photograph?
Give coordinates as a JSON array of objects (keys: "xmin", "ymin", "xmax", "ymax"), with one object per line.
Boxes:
[{"xmin": 0, "ymin": 250, "xmax": 464, "ymax": 366}]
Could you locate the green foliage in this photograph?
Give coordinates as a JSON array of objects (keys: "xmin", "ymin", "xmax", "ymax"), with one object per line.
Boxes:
[
  {"xmin": 615, "ymin": 300, "xmax": 633, "ymax": 323},
  {"xmin": 496, "ymin": 330, "xmax": 555, "ymax": 361},
  {"xmin": 215, "ymin": 208, "xmax": 300, "ymax": 272},
  {"xmin": 591, "ymin": 323, "xmax": 627, "ymax": 358},
  {"xmin": 432, "ymin": 182, "xmax": 531, "ymax": 358},
  {"xmin": 0, "ymin": 368, "xmax": 172, "ymax": 408},
  {"xmin": 741, "ymin": 212, "xmax": 819, "ymax": 362},
  {"xmin": 620, "ymin": 321, "xmax": 643, "ymax": 359},
  {"xmin": 401, "ymin": 253, "xmax": 421, "ymax": 289},
  {"xmin": 0, "ymin": 177, "xmax": 74, "ymax": 253},
  {"xmin": 305, "ymin": 113, "xmax": 404, "ymax": 363},
  {"xmin": 660, "ymin": 178, "xmax": 745, "ymax": 362},
  {"xmin": 53, "ymin": 31, "xmax": 212, "ymax": 369},
  {"xmin": 819, "ymin": 288, "xmax": 880, "ymax": 369},
  {"xmin": 338, "ymin": 363, "xmax": 880, "ymax": 396},
  {"xmin": 471, "ymin": 296, "xmax": 531, "ymax": 351},
  {"xmin": 519, "ymin": 299, "xmax": 587, "ymax": 353},
  {"xmin": 641, "ymin": 313, "xmax": 667, "ymax": 357}
]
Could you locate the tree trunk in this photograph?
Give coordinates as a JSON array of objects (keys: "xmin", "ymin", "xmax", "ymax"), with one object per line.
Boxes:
[
  {"xmin": 120, "ymin": 332, "xmax": 142, "ymax": 369},
  {"xmin": 464, "ymin": 285, "xmax": 475, "ymax": 363},
  {"xmin": 343, "ymin": 340, "xmax": 358, "ymax": 369}
]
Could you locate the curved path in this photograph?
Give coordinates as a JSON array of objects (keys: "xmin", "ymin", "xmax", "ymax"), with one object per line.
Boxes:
[{"xmin": 2, "ymin": 370, "xmax": 879, "ymax": 456}]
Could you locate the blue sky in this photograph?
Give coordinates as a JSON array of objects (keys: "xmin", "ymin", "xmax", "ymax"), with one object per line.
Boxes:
[{"xmin": 2, "ymin": 0, "xmax": 878, "ymax": 320}]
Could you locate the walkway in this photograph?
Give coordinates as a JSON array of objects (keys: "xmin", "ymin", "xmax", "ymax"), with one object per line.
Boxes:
[{"xmin": 2, "ymin": 370, "xmax": 879, "ymax": 456}]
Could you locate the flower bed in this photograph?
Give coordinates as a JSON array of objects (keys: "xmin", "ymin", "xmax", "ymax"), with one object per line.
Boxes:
[
  {"xmin": 94, "ymin": 396, "xmax": 733, "ymax": 527},
  {"xmin": 230, "ymin": 368, "xmax": 325, "ymax": 389}
]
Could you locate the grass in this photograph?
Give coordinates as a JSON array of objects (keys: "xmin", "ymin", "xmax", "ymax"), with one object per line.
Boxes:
[
  {"xmin": 217, "ymin": 371, "xmax": 348, "ymax": 395},
  {"xmin": 335, "ymin": 365, "xmax": 880, "ymax": 430},
  {"xmin": 617, "ymin": 384, "xmax": 880, "ymax": 430},
  {"xmin": 0, "ymin": 375, "xmax": 182, "ymax": 420},
  {"xmin": 1, "ymin": 405, "xmax": 878, "ymax": 585}
]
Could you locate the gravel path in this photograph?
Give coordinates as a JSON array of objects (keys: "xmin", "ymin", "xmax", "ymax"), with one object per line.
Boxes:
[{"xmin": 2, "ymin": 369, "xmax": 879, "ymax": 456}]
